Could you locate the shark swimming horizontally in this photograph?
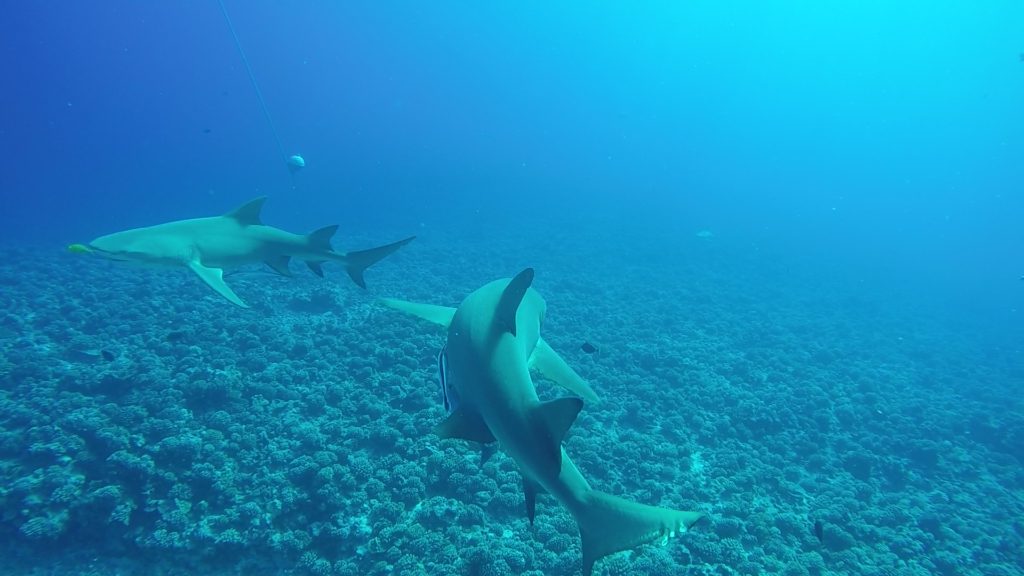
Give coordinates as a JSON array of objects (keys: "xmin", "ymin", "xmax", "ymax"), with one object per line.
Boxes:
[
  {"xmin": 69, "ymin": 197, "xmax": 415, "ymax": 308},
  {"xmin": 382, "ymin": 268, "xmax": 704, "ymax": 576}
]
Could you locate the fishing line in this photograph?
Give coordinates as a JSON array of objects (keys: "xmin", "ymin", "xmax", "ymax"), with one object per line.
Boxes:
[{"xmin": 217, "ymin": 0, "xmax": 303, "ymax": 179}]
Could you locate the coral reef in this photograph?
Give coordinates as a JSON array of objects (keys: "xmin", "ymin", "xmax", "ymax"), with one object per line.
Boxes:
[{"xmin": 0, "ymin": 235, "xmax": 1020, "ymax": 575}]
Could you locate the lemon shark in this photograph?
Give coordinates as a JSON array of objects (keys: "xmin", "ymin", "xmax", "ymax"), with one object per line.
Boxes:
[
  {"xmin": 69, "ymin": 197, "xmax": 414, "ymax": 308},
  {"xmin": 381, "ymin": 269, "xmax": 703, "ymax": 576}
]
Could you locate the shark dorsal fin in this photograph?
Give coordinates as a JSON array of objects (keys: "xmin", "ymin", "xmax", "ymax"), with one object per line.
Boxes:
[
  {"xmin": 533, "ymin": 397, "xmax": 583, "ymax": 476},
  {"xmin": 225, "ymin": 197, "xmax": 267, "ymax": 226},
  {"xmin": 497, "ymin": 267, "xmax": 535, "ymax": 336},
  {"xmin": 433, "ymin": 408, "xmax": 497, "ymax": 444}
]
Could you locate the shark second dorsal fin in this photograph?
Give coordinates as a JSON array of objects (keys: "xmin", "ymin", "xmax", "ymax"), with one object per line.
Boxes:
[
  {"xmin": 307, "ymin": 225, "xmax": 339, "ymax": 251},
  {"xmin": 225, "ymin": 197, "xmax": 267, "ymax": 226},
  {"xmin": 433, "ymin": 408, "xmax": 497, "ymax": 444},
  {"xmin": 497, "ymin": 268, "xmax": 535, "ymax": 336},
  {"xmin": 538, "ymin": 397, "xmax": 583, "ymax": 445},
  {"xmin": 379, "ymin": 299, "xmax": 456, "ymax": 327},
  {"xmin": 530, "ymin": 338, "xmax": 599, "ymax": 402},
  {"xmin": 533, "ymin": 397, "xmax": 583, "ymax": 475}
]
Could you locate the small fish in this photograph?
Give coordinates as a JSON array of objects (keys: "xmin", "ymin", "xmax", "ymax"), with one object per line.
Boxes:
[
  {"xmin": 814, "ymin": 520, "xmax": 824, "ymax": 543},
  {"xmin": 437, "ymin": 344, "xmax": 459, "ymax": 413},
  {"xmin": 202, "ymin": 128, "xmax": 211, "ymax": 134},
  {"xmin": 100, "ymin": 349, "xmax": 115, "ymax": 362},
  {"xmin": 580, "ymin": 342, "xmax": 598, "ymax": 354},
  {"xmin": 65, "ymin": 348, "xmax": 107, "ymax": 363}
]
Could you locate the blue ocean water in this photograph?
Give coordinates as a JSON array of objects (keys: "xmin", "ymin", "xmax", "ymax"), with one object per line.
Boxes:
[{"xmin": 1, "ymin": 2, "xmax": 1021, "ymax": 575}]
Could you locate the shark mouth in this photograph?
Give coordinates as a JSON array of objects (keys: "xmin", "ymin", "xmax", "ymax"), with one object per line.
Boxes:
[{"xmin": 436, "ymin": 344, "xmax": 459, "ymax": 414}]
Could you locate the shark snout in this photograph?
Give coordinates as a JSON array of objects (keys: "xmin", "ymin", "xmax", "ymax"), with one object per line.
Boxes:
[{"xmin": 68, "ymin": 243, "xmax": 132, "ymax": 262}]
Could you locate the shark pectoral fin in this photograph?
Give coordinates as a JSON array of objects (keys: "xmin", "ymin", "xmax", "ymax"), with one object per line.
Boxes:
[
  {"xmin": 187, "ymin": 261, "xmax": 249, "ymax": 308},
  {"xmin": 496, "ymin": 268, "xmax": 535, "ymax": 336},
  {"xmin": 379, "ymin": 299, "xmax": 457, "ymax": 327},
  {"xmin": 523, "ymin": 474, "xmax": 545, "ymax": 525},
  {"xmin": 225, "ymin": 197, "xmax": 266, "ymax": 225},
  {"xmin": 533, "ymin": 397, "xmax": 584, "ymax": 475},
  {"xmin": 433, "ymin": 408, "xmax": 496, "ymax": 444},
  {"xmin": 306, "ymin": 261, "xmax": 325, "ymax": 277},
  {"xmin": 531, "ymin": 338, "xmax": 600, "ymax": 403},
  {"xmin": 265, "ymin": 256, "xmax": 293, "ymax": 277}
]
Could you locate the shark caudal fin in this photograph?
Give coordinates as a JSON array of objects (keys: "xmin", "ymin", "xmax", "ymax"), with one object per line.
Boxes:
[
  {"xmin": 575, "ymin": 493, "xmax": 704, "ymax": 576},
  {"xmin": 339, "ymin": 236, "xmax": 416, "ymax": 288}
]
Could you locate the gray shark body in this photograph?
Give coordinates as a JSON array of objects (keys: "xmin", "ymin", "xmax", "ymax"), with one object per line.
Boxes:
[
  {"xmin": 75, "ymin": 197, "xmax": 414, "ymax": 307},
  {"xmin": 382, "ymin": 268, "xmax": 703, "ymax": 576}
]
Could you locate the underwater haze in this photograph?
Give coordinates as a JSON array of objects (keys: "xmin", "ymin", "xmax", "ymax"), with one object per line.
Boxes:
[{"xmin": 1, "ymin": 1, "xmax": 1022, "ymax": 575}]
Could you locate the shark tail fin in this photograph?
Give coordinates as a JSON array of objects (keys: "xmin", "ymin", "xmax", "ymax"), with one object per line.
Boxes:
[
  {"xmin": 341, "ymin": 236, "xmax": 416, "ymax": 288},
  {"xmin": 225, "ymin": 197, "xmax": 267, "ymax": 225},
  {"xmin": 575, "ymin": 493, "xmax": 704, "ymax": 576},
  {"xmin": 497, "ymin": 267, "xmax": 535, "ymax": 336}
]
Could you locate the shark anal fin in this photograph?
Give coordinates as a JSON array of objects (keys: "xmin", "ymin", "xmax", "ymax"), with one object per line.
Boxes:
[
  {"xmin": 187, "ymin": 261, "xmax": 248, "ymax": 308},
  {"xmin": 497, "ymin": 268, "xmax": 535, "ymax": 336},
  {"xmin": 265, "ymin": 255, "xmax": 293, "ymax": 277},
  {"xmin": 306, "ymin": 261, "xmax": 325, "ymax": 277},
  {"xmin": 433, "ymin": 408, "xmax": 496, "ymax": 444},
  {"xmin": 379, "ymin": 299, "xmax": 456, "ymax": 327},
  {"xmin": 523, "ymin": 475, "xmax": 544, "ymax": 525},
  {"xmin": 534, "ymin": 397, "xmax": 583, "ymax": 475},
  {"xmin": 531, "ymin": 338, "xmax": 599, "ymax": 403},
  {"xmin": 225, "ymin": 197, "xmax": 266, "ymax": 225},
  {"xmin": 342, "ymin": 236, "xmax": 416, "ymax": 289}
]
